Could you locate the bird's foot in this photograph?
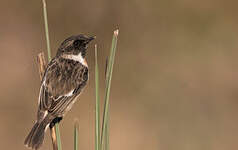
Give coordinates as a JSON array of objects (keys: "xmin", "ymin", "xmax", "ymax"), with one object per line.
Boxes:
[{"xmin": 50, "ymin": 117, "xmax": 63, "ymax": 128}]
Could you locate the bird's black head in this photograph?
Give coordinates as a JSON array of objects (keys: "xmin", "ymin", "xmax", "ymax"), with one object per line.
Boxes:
[{"xmin": 57, "ymin": 34, "xmax": 95, "ymax": 57}]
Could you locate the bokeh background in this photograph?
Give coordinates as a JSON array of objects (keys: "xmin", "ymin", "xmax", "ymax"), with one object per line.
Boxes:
[{"xmin": 0, "ymin": 0, "xmax": 238, "ymax": 150}]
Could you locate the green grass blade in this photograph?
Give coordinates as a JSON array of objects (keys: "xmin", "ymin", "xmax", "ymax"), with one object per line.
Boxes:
[
  {"xmin": 105, "ymin": 111, "xmax": 109, "ymax": 150},
  {"xmin": 95, "ymin": 45, "xmax": 101, "ymax": 150},
  {"xmin": 55, "ymin": 123, "xmax": 62, "ymax": 150},
  {"xmin": 42, "ymin": 0, "xmax": 51, "ymax": 61},
  {"xmin": 101, "ymin": 29, "xmax": 119, "ymax": 150},
  {"xmin": 74, "ymin": 120, "xmax": 79, "ymax": 150}
]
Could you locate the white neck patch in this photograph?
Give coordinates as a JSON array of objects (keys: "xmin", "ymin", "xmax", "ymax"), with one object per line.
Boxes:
[{"xmin": 62, "ymin": 52, "xmax": 88, "ymax": 67}]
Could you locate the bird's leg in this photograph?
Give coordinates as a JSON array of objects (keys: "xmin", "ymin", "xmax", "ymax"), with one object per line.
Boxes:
[{"xmin": 50, "ymin": 117, "xmax": 63, "ymax": 128}]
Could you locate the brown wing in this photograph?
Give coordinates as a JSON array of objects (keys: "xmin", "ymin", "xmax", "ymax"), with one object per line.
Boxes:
[{"xmin": 38, "ymin": 57, "xmax": 88, "ymax": 119}]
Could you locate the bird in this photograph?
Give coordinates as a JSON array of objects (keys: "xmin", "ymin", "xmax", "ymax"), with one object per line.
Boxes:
[{"xmin": 24, "ymin": 34, "xmax": 95, "ymax": 149}]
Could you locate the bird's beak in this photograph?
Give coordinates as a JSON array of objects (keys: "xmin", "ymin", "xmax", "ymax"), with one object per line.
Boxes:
[{"xmin": 87, "ymin": 36, "xmax": 96, "ymax": 43}]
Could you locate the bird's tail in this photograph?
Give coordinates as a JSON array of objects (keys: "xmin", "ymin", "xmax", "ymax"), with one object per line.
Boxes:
[{"xmin": 24, "ymin": 117, "xmax": 50, "ymax": 150}]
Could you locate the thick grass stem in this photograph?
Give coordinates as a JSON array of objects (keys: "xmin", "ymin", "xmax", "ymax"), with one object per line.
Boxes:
[{"xmin": 101, "ymin": 29, "xmax": 119, "ymax": 150}]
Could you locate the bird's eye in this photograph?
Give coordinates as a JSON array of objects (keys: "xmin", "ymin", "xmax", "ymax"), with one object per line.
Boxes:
[{"xmin": 73, "ymin": 40, "xmax": 82, "ymax": 48}]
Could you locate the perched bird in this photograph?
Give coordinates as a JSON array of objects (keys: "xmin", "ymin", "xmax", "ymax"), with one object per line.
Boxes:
[{"xmin": 24, "ymin": 35, "xmax": 95, "ymax": 149}]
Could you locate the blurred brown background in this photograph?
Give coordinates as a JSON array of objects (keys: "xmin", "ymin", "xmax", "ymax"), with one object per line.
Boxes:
[{"xmin": 0, "ymin": 0, "xmax": 238, "ymax": 150}]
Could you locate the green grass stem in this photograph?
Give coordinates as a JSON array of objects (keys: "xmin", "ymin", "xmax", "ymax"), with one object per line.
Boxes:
[
  {"xmin": 74, "ymin": 120, "xmax": 79, "ymax": 150},
  {"xmin": 95, "ymin": 45, "xmax": 101, "ymax": 150},
  {"xmin": 101, "ymin": 29, "xmax": 119, "ymax": 150},
  {"xmin": 42, "ymin": 0, "xmax": 51, "ymax": 61},
  {"xmin": 55, "ymin": 124, "xmax": 62, "ymax": 150}
]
